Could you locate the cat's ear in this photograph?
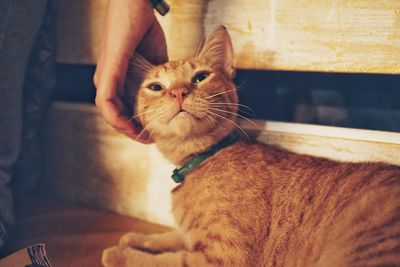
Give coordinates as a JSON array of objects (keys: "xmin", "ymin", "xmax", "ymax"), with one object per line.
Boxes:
[{"xmin": 196, "ymin": 26, "xmax": 235, "ymax": 78}]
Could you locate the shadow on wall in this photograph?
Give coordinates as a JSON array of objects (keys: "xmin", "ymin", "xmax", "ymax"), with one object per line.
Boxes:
[
  {"xmin": 54, "ymin": 65, "xmax": 400, "ymax": 133},
  {"xmin": 235, "ymin": 70, "xmax": 400, "ymax": 132}
]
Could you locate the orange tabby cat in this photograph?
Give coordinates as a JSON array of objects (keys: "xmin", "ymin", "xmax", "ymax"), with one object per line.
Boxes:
[{"xmin": 102, "ymin": 26, "xmax": 400, "ymax": 267}]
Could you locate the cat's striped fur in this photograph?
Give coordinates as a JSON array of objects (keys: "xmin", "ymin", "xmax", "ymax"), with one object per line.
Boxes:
[{"xmin": 102, "ymin": 26, "xmax": 400, "ymax": 267}]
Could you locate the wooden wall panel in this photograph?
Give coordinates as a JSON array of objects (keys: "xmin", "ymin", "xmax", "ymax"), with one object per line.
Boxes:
[
  {"xmin": 42, "ymin": 102, "xmax": 177, "ymax": 226},
  {"xmin": 56, "ymin": 0, "xmax": 400, "ymax": 73}
]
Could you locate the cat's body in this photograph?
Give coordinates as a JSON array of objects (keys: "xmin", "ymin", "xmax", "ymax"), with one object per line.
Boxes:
[
  {"xmin": 171, "ymin": 141, "xmax": 400, "ymax": 266},
  {"xmin": 102, "ymin": 26, "xmax": 400, "ymax": 266}
]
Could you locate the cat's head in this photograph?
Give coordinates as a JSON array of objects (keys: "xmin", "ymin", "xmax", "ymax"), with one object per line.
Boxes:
[{"xmin": 131, "ymin": 26, "xmax": 237, "ymax": 146}]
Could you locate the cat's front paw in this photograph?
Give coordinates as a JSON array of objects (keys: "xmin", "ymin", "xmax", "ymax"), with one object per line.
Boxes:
[
  {"xmin": 119, "ymin": 232, "xmax": 146, "ymax": 247},
  {"xmin": 102, "ymin": 246, "xmax": 129, "ymax": 267},
  {"xmin": 119, "ymin": 232, "xmax": 160, "ymax": 252}
]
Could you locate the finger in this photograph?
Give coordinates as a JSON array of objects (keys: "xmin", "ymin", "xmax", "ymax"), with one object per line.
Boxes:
[
  {"xmin": 95, "ymin": 56, "xmax": 147, "ymax": 142},
  {"xmin": 96, "ymin": 96, "xmax": 154, "ymax": 143},
  {"xmin": 97, "ymin": 98, "xmax": 143, "ymax": 139}
]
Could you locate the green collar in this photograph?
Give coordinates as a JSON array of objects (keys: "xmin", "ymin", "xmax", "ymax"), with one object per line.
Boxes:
[{"xmin": 171, "ymin": 132, "xmax": 239, "ymax": 183}]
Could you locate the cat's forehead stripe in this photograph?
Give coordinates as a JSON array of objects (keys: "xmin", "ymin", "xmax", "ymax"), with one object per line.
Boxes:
[
  {"xmin": 147, "ymin": 60, "xmax": 200, "ymax": 87},
  {"xmin": 189, "ymin": 61, "xmax": 196, "ymax": 69},
  {"xmin": 164, "ymin": 60, "xmax": 196, "ymax": 71}
]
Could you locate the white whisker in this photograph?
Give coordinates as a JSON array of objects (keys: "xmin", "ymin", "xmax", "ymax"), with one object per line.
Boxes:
[
  {"xmin": 206, "ymin": 111, "xmax": 251, "ymax": 142},
  {"xmin": 128, "ymin": 53, "xmax": 155, "ymax": 74},
  {"xmin": 208, "ymin": 107, "xmax": 261, "ymax": 130},
  {"xmin": 128, "ymin": 61, "xmax": 152, "ymax": 74},
  {"xmin": 204, "ymin": 88, "xmax": 238, "ymax": 99},
  {"xmin": 202, "ymin": 112, "xmax": 217, "ymax": 125},
  {"xmin": 210, "ymin": 105, "xmax": 254, "ymax": 117},
  {"xmin": 124, "ymin": 109, "xmax": 157, "ymax": 127},
  {"xmin": 135, "ymin": 109, "xmax": 165, "ymax": 140},
  {"xmin": 195, "ymin": 33, "xmax": 206, "ymax": 58},
  {"xmin": 136, "ymin": 118, "xmax": 156, "ymax": 141},
  {"xmin": 235, "ymin": 81, "xmax": 247, "ymax": 91},
  {"xmin": 209, "ymin": 102, "xmax": 255, "ymax": 114}
]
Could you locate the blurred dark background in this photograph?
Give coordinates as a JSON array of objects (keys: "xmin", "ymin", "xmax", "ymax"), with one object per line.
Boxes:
[{"xmin": 55, "ymin": 64, "xmax": 400, "ymax": 132}]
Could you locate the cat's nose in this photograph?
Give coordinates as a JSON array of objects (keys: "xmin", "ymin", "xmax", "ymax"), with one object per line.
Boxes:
[
  {"xmin": 170, "ymin": 87, "xmax": 189, "ymax": 98},
  {"xmin": 169, "ymin": 87, "xmax": 189, "ymax": 106}
]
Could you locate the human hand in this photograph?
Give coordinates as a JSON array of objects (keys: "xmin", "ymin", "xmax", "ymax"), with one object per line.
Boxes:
[{"xmin": 94, "ymin": 0, "xmax": 167, "ymax": 143}]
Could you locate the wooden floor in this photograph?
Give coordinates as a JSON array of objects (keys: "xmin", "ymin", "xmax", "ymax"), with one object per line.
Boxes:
[{"xmin": 3, "ymin": 194, "xmax": 169, "ymax": 267}]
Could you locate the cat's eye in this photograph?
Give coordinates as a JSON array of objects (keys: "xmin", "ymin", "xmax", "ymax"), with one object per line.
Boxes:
[
  {"xmin": 192, "ymin": 71, "xmax": 210, "ymax": 84},
  {"xmin": 147, "ymin": 83, "xmax": 164, "ymax": 91}
]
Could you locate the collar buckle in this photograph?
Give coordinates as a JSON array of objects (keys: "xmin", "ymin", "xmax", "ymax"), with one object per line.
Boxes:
[{"xmin": 170, "ymin": 132, "xmax": 239, "ymax": 183}]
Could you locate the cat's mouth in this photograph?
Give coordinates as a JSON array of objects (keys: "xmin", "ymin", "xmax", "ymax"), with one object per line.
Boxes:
[{"xmin": 171, "ymin": 109, "xmax": 200, "ymax": 121}]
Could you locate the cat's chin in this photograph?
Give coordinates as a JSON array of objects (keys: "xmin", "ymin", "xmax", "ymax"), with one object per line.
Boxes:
[
  {"xmin": 173, "ymin": 111, "xmax": 195, "ymax": 121},
  {"xmin": 168, "ymin": 112, "xmax": 197, "ymax": 137},
  {"xmin": 166, "ymin": 111, "xmax": 208, "ymax": 138}
]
